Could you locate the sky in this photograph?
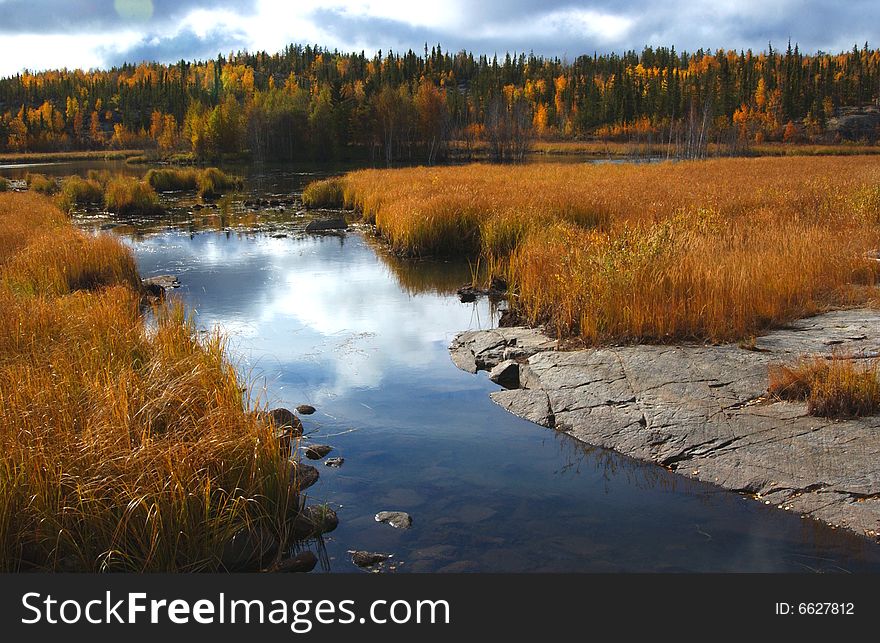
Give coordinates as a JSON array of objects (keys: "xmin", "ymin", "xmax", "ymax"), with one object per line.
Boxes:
[{"xmin": 0, "ymin": 0, "xmax": 877, "ymax": 78}]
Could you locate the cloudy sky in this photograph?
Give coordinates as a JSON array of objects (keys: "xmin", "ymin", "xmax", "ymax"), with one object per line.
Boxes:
[{"xmin": 0, "ymin": 0, "xmax": 877, "ymax": 77}]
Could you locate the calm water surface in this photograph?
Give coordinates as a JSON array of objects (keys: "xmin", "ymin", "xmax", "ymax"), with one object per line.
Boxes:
[{"xmin": 25, "ymin": 161, "xmax": 880, "ymax": 572}]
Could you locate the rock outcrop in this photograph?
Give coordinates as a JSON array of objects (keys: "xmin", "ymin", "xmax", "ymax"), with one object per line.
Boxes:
[{"xmin": 449, "ymin": 310, "xmax": 880, "ymax": 541}]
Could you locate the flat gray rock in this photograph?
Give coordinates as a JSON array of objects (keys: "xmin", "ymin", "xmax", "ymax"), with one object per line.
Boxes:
[
  {"xmin": 450, "ymin": 309, "xmax": 880, "ymax": 542},
  {"xmin": 375, "ymin": 511, "xmax": 413, "ymax": 529}
]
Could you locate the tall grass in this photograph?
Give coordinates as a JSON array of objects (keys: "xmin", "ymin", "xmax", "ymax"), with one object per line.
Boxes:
[
  {"xmin": 56, "ymin": 175, "xmax": 104, "ymax": 211},
  {"xmin": 25, "ymin": 173, "xmax": 57, "ymax": 195},
  {"xmin": 302, "ymin": 177, "xmax": 345, "ymax": 209},
  {"xmin": 769, "ymin": 357, "xmax": 880, "ymax": 418},
  {"xmin": 197, "ymin": 167, "xmax": 243, "ymax": 200},
  {"xmin": 0, "ymin": 193, "xmax": 297, "ymax": 571},
  {"xmin": 308, "ymin": 157, "xmax": 880, "ymax": 343},
  {"xmin": 145, "ymin": 168, "xmax": 200, "ymax": 192},
  {"xmin": 104, "ymin": 176, "xmax": 163, "ymax": 215}
]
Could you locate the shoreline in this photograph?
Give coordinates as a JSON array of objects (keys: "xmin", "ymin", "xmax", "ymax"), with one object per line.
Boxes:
[{"xmin": 450, "ymin": 310, "xmax": 880, "ymax": 542}]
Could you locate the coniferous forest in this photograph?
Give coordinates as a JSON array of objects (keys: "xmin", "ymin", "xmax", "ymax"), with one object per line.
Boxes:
[{"xmin": 1, "ymin": 42, "xmax": 879, "ymax": 162}]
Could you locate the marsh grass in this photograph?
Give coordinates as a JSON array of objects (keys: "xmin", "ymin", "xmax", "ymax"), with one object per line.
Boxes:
[
  {"xmin": 307, "ymin": 157, "xmax": 880, "ymax": 343},
  {"xmin": 0, "ymin": 192, "xmax": 296, "ymax": 571},
  {"xmin": 25, "ymin": 173, "xmax": 58, "ymax": 195},
  {"xmin": 197, "ymin": 167, "xmax": 243, "ymax": 200},
  {"xmin": 769, "ymin": 356, "xmax": 880, "ymax": 418},
  {"xmin": 104, "ymin": 176, "xmax": 163, "ymax": 215},
  {"xmin": 56, "ymin": 175, "xmax": 104, "ymax": 211},
  {"xmin": 0, "ymin": 177, "xmax": 8, "ymax": 192},
  {"xmin": 302, "ymin": 177, "xmax": 345, "ymax": 209},
  {"xmin": 145, "ymin": 168, "xmax": 200, "ymax": 192}
]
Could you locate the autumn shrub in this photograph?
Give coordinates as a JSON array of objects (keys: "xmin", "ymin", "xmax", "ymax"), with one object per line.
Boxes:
[
  {"xmin": 0, "ymin": 192, "xmax": 298, "ymax": 571},
  {"xmin": 197, "ymin": 167, "xmax": 243, "ymax": 200},
  {"xmin": 56, "ymin": 175, "xmax": 104, "ymax": 211},
  {"xmin": 312, "ymin": 157, "xmax": 880, "ymax": 342},
  {"xmin": 104, "ymin": 176, "xmax": 163, "ymax": 215},
  {"xmin": 145, "ymin": 167, "xmax": 200, "ymax": 192},
  {"xmin": 25, "ymin": 173, "xmax": 57, "ymax": 195},
  {"xmin": 769, "ymin": 357, "xmax": 880, "ymax": 418}
]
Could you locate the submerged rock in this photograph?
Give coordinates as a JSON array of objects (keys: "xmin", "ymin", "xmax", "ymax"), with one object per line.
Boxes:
[
  {"xmin": 324, "ymin": 457, "xmax": 344, "ymax": 468},
  {"xmin": 292, "ymin": 505, "xmax": 339, "ymax": 540},
  {"xmin": 305, "ymin": 218, "xmax": 347, "ymax": 232},
  {"xmin": 304, "ymin": 444, "xmax": 333, "ymax": 460},
  {"xmin": 375, "ymin": 511, "xmax": 413, "ymax": 529},
  {"xmin": 349, "ymin": 551, "xmax": 393, "ymax": 568},
  {"xmin": 296, "ymin": 404, "xmax": 316, "ymax": 415},
  {"xmin": 142, "ymin": 274, "xmax": 180, "ymax": 298},
  {"xmin": 289, "ymin": 461, "xmax": 320, "ymax": 490},
  {"xmin": 221, "ymin": 527, "xmax": 278, "ymax": 571},
  {"xmin": 269, "ymin": 551, "xmax": 317, "ymax": 573}
]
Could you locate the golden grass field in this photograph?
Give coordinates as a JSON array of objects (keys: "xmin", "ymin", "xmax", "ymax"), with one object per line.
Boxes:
[
  {"xmin": 0, "ymin": 192, "xmax": 297, "ymax": 571},
  {"xmin": 304, "ymin": 156, "xmax": 880, "ymax": 344}
]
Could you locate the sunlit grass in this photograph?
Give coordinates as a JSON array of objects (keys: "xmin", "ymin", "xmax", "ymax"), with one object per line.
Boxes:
[
  {"xmin": 307, "ymin": 156, "xmax": 880, "ymax": 343},
  {"xmin": 0, "ymin": 192, "xmax": 297, "ymax": 571},
  {"xmin": 769, "ymin": 356, "xmax": 880, "ymax": 418},
  {"xmin": 104, "ymin": 176, "xmax": 163, "ymax": 215}
]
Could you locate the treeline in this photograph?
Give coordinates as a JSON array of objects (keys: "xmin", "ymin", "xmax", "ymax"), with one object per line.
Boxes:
[{"xmin": 1, "ymin": 41, "xmax": 879, "ymax": 163}]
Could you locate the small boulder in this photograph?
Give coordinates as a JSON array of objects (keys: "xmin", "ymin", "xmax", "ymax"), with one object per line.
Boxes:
[
  {"xmin": 305, "ymin": 218, "xmax": 347, "ymax": 232},
  {"xmin": 349, "ymin": 551, "xmax": 393, "ymax": 568},
  {"xmin": 488, "ymin": 359, "xmax": 520, "ymax": 389},
  {"xmin": 304, "ymin": 444, "xmax": 333, "ymax": 460},
  {"xmin": 375, "ymin": 511, "xmax": 412, "ymax": 529},
  {"xmin": 292, "ymin": 505, "xmax": 339, "ymax": 540},
  {"xmin": 269, "ymin": 551, "xmax": 317, "ymax": 573},
  {"xmin": 296, "ymin": 404, "xmax": 316, "ymax": 415},
  {"xmin": 269, "ymin": 407, "xmax": 303, "ymax": 434},
  {"xmin": 221, "ymin": 527, "xmax": 278, "ymax": 571},
  {"xmin": 324, "ymin": 457, "xmax": 344, "ymax": 468},
  {"xmin": 289, "ymin": 462, "xmax": 320, "ymax": 490}
]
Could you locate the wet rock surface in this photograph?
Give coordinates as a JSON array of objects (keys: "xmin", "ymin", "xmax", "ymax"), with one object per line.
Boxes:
[
  {"xmin": 375, "ymin": 511, "xmax": 413, "ymax": 529},
  {"xmin": 304, "ymin": 444, "xmax": 333, "ymax": 460},
  {"xmin": 289, "ymin": 462, "xmax": 320, "ymax": 490},
  {"xmin": 449, "ymin": 310, "xmax": 880, "ymax": 541},
  {"xmin": 349, "ymin": 550, "xmax": 393, "ymax": 568},
  {"xmin": 305, "ymin": 217, "xmax": 347, "ymax": 232},
  {"xmin": 269, "ymin": 551, "xmax": 318, "ymax": 573},
  {"xmin": 324, "ymin": 457, "xmax": 344, "ymax": 468}
]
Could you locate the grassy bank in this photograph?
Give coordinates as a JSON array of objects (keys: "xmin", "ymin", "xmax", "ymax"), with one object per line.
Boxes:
[
  {"xmin": 0, "ymin": 192, "xmax": 297, "ymax": 571},
  {"xmin": 0, "ymin": 149, "xmax": 143, "ymax": 164},
  {"xmin": 305, "ymin": 157, "xmax": 880, "ymax": 343}
]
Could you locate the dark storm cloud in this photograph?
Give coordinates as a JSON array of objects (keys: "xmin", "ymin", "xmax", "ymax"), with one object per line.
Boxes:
[
  {"xmin": 101, "ymin": 26, "xmax": 249, "ymax": 66},
  {"xmin": 0, "ymin": 0, "xmax": 256, "ymax": 33}
]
